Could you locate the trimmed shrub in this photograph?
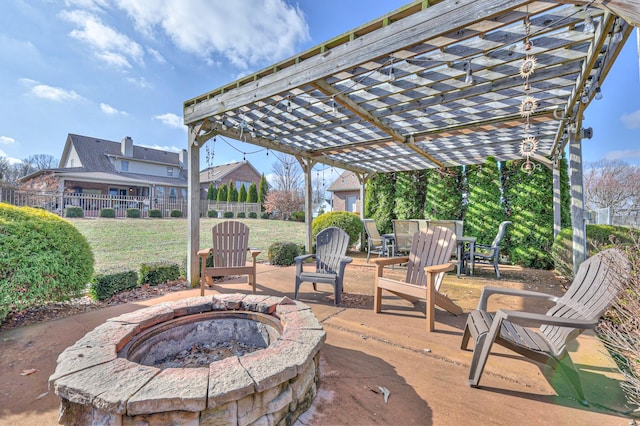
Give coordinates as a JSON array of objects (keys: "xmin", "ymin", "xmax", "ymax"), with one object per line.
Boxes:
[
  {"xmin": 149, "ymin": 209, "xmax": 162, "ymax": 218},
  {"xmin": 65, "ymin": 206, "xmax": 84, "ymax": 218},
  {"xmin": 90, "ymin": 270, "xmax": 138, "ymax": 301},
  {"xmin": 237, "ymin": 212, "xmax": 246, "ymax": 218},
  {"xmin": 170, "ymin": 209, "xmax": 182, "ymax": 218},
  {"xmin": 312, "ymin": 211, "xmax": 363, "ymax": 247},
  {"xmin": 0, "ymin": 204, "xmax": 94, "ymax": 323},
  {"xmin": 99, "ymin": 208, "xmax": 116, "ymax": 218},
  {"xmin": 552, "ymin": 225, "xmax": 639, "ymax": 279},
  {"xmin": 139, "ymin": 262, "xmax": 181, "ymax": 286},
  {"xmin": 290, "ymin": 211, "xmax": 305, "ymax": 222},
  {"xmin": 223, "ymin": 211, "xmax": 234, "ymax": 218},
  {"xmin": 207, "ymin": 209, "xmax": 218, "ymax": 218},
  {"xmin": 126, "ymin": 208, "xmax": 140, "ymax": 218},
  {"xmin": 261, "ymin": 212, "xmax": 270, "ymax": 219},
  {"xmin": 268, "ymin": 242, "xmax": 300, "ymax": 266},
  {"xmin": 248, "ymin": 212, "xmax": 258, "ymax": 219}
]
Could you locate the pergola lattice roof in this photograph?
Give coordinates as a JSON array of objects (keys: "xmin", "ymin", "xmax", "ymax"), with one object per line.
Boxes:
[{"xmin": 183, "ymin": 0, "xmax": 631, "ymax": 174}]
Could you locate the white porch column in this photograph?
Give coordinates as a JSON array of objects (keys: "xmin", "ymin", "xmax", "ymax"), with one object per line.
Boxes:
[
  {"xmin": 187, "ymin": 126, "xmax": 201, "ymax": 287},
  {"xmin": 553, "ymin": 157, "xmax": 562, "ymax": 239},
  {"xmin": 568, "ymin": 132, "xmax": 587, "ymax": 275}
]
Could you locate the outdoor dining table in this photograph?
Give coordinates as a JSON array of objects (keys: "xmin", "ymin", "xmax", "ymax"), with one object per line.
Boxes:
[
  {"xmin": 456, "ymin": 236, "xmax": 476, "ymax": 277},
  {"xmin": 381, "ymin": 233, "xmax": 396, "ymax": 257}
]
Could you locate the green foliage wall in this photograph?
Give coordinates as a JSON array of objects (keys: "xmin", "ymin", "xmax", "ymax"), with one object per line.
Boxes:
[
  {"xmin": 217, "ymin": 184, "xmax": 228, "ymax": 203},
  {"xmin": 207, "ymin": 183, "xmax": 217, "ymax": 201},
  {"xmin": 0, "ymin": 204, "xmax": 94, "ymax": 323},
  {"xmin": 466, "ymin": 157, "xmax": 505, "ymax": 245},
  {"xmin": 248, "ymin": 182, "xmax": 258, "ymax": 203},
  {"xmin": 502, "ymin": 159, "xmax": 554, "ymax": 269},
  {"xmin": 258, "ymin": 174, "xmax": 268, "ymax": 211},
  {"xmin": 394, "ymin": 170, "xmax": 427, "ymax": 220},
  {"xmin": 239, "ymin": 184, "xmax": 247, "ymax": 202},
  {"xmin": 227, "ymin": 181, "xmax": 238, "ymax": 202},
  {"xmin": 423, "ymin": 167, "xmax": 465, "ymax": 219},
  {"xmin": 366, "ymin": 172, "xmax": 395, "ymax": 234},
  {"xmin": 560, "ymin": 152, "xmax": 572, "ymax": 228}
]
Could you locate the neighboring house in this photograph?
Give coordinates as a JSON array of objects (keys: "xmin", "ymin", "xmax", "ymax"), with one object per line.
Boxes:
[
  {"xmin": 327, "ymin": 170, "xmax": 361, "ymax": 213},
  {"xmin": 19, "ymin": 134, "xmax": 188, "ymax": 203},
  {"xmin": 313, "ymin": 199, "xmax": 332, "ymax": 218},
  {"xmin": 199, "ymin": 160, "xmax": 262, "ymax": 199}
]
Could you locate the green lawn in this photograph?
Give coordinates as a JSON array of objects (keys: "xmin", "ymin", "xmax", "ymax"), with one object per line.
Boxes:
[{"xmin": 68, "ymin": 218, "xmax": 306, "ymax": 273}]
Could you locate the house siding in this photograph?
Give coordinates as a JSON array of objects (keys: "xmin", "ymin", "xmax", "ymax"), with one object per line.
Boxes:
[
  {"xmin": 332, "ymin": 189, "xmax": 361, "ymax": 213},
  {"xmin": 200, "ymin": 163, "xmax": 261, "ymax": 199}
]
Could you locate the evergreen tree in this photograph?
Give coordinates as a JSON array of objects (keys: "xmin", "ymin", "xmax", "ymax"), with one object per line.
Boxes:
[
  {"xmin": 364, "ymin": 174, "xmax": 379, "ymax": 219},
  {"xmin": 394, "ymin": 170, "xmax": 427, "ymax": 219},
  {"xmin": 206, "ymin": 183, "xmax": 217, "ymax": 201},
  {"xmin": 502, "ymin": 159, "xmax": 554, "ymax": 269},
  {"xmin": 560, "ymin": 151, "xmax": 572, "ymax": 229},
  {"xmin": 423, "ymin": 167, "xmax": 465, "ymax": 219},
  {"xmin": 258, "ymin": 174, "xmax": 269, "ymax": 211},
  {"xmin": 248, "ymin": 182, "xmax": 258, "ymax": 203},
  {"xmin": 217, "ymin": 183, "xmax": 228, "ymax": 203},
  {"xmin": 466, "ymin": 156, "xmax": 505, "ymax": 245},
  {"xmin": 239, "ymin": 183, "xmax": 247, "ymax": 203},
  {"xmin": 370, "ymin": 172, "xmax": 396, "ymax": 234},
  {"xmin": 228, "ymin": 181, "xmax": 238, "ymax": 202}
]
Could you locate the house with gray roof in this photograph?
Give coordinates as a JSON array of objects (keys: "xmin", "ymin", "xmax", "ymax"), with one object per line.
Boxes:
[
  {"xmin": 19, "ymin": 134, "xmax": 188, "ymax": 205},
  {"xmin": 199, "ymin": 160, "xmax": 262, "ymax": 199},
  {"xmin": 327, "ymin": 170, "xmax": 361, "ymax": 213}
]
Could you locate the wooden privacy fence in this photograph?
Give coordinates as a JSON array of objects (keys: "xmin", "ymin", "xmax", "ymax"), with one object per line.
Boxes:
[{"xmin": 1, "ymin": 189, "xmax": 260, "ymax": 218}]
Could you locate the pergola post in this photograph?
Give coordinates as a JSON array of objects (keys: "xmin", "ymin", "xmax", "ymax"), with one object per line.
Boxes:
[
  {"xmin": 553, "ymin": 157, "xmax": 562, "ymax": 239},
  {"xmin": 568, "ymin": 131, "xmax": 587, "ymax": 275},
  {"xmin": 297, "ymin": 156, "xmax": 315, "ymax": 254},
  {"xmin": 187, "ymin": 126, "xmax": 201, "ymax": 287}
]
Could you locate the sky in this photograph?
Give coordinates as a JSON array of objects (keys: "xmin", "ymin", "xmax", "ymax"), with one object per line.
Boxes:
[{"xmin": 1, "ymin": 0, "xmax": 640, "ymax": 189}]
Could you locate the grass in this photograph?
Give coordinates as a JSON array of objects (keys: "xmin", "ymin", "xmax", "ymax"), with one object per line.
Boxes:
[{"xmin": 67, "ymin": 218, "xmax": 306, "ymax": 273}]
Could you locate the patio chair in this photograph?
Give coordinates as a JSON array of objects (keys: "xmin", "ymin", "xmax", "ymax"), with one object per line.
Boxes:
[
  {"xmin": 363, "ymin": 219, "xmax": 391, "ymax": 262},
  {"xmin": 461, "ymin": 248, "xmax": 631, "ymax": 405},
  {"xmin": 294, "ymin": 226, "xmax": 353, "ymax": 306},
  {"xmin": 372, "ymin": 226, "xmax": 462, "ymax": 332},
  {"xmin": 197, "ymin": 221, "xmax": 261, "ymax": 296},
  {"xmin": 392, "ymin": 219, "xmax": 420, "ymax": 256},
  {"xmin": 464, "ymin": 220, "xmax": 511, "ymax": 279}
]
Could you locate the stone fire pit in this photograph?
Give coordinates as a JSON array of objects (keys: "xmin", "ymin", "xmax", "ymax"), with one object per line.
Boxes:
[{"xmin": 49, "ymin": 294, "xmax": 325, "ymax": 425}]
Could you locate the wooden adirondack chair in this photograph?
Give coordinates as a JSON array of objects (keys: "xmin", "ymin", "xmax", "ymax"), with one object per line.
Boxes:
[
  {"xmin": 461, "ymin": 248, "xmax": 631, "ymax": 405},
  {"xmin": 197, "ymin": 221, "xmax": 261, "ymax": 296},
  {"xmin": 294, "ymin": 226, "xmax": 353, "ymax": 306},
  {"xmin": 372, "ymin": 226, "xmax": 462, "ymax": 332}
]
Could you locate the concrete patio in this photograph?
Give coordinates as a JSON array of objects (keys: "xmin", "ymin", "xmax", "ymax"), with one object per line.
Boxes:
[{"xmin": 0, "ymin": 256, "xmax": 635, "ymax": 425}]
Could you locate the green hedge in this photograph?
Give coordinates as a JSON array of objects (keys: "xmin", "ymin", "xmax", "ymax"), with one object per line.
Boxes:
[
  {"xmin": 268, "ymin": 242, "xmax": 301, "ymax": 266},
  {"xmin": 139, "ymin": 262, "xmax": 181, "ymax": 286},
  {"xmin": 65, "ymin": 206, "xmax": 84, "ymax": 218},
  {"xmin": 99, "ymin": 208, "xmax": 116, "ymax": 218},
  {"xmin": 261, "ymin": 212, "xmax": 270, "ymax": 219},
  {"xmin": 312, "ymin": 211, "xmax": 363, "ymax": 247},
  {"xmin": 552, "ymin": 225, "xmax": 639, "ymax": 279},
  {"xmin": 0, "ymin": 204, "xmax": 94, "ymax": 323},
  {"xmin": 237, "ymin": 212, "xmax": 246, "ymax": 218},
  {"xmin": 290, "ymin": 211, "xmax": 305, "ymax": 222},
  {"xmin": 170, "ymin": 210, "xmax": 182, "ymax": 218},
  {"xmin": 90, "ymin": 270, "xmax": 138, "ymax": 301},
  {"xmin": 248, "ymin": 212, "xmax": 258, "ymax": 219},
  {"xmin": 223, "ymin": 211, "xmax": 234, "ymax": 218},
  {"xmin": 207, "ymin": 209, "xmax": 218, "ymax": 218},
  {"xmin": 149, "ymin": 209, "xmax": 162, "ymax": 218},
  {"xmin": 126, "ymin": 208, "xmax": 140, "ymax": 218}
]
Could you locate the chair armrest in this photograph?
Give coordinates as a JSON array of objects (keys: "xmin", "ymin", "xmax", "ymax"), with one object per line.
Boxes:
[
  {"xmin": 495, "ymin": 309, "xmax": 598, "ymax": 329},
  {"xmin": 371, "ymin": 256, "xmax": 409, "ymax": 266},
  {"xmin": 477, "ymin": 286, "xmax": 560, "ymax": 311},
  {"xmin": 197, "ymin": 248, "xmax": 212, "ymax": 258},
  {"xmin": 294, "ymin": 253, "xmax": 316, "ymax": 264},
  {"xmin": 248, "ymin": 248, "xmax": 261, "ymax": 259},
  {"xmin": 425, "ymin": 262, "xmax": 455, "ymax": 274}
]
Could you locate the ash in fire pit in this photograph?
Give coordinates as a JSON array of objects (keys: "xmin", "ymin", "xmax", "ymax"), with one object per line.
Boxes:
[{"xmin": 155, "ymin": 339, "xmax": 263, "ymax": 368}]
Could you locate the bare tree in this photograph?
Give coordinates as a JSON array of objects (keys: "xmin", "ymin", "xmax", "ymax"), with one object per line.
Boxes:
[
  {"xmin": 584, "ymin": 159, "xmax": 640, "ymax": 216},
  {"xmin": 25, "ymin": 154, "xmax": 58, "ymax": 170},
  {"xmin": 263, "ymin": 190, "xmax": 304, "ymax": 220},
  {"xmin": 312, "ymin": 173, "xmax": 326, "ymax": 204},
  {"xmin": 271, "ymin": 154, "xmax": 302, "ymax": 194}
]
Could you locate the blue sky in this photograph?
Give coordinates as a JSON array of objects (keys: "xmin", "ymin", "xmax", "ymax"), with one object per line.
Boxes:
[{"xmin": 1, "ymin": 0, "xmax": 639, "ymax": 186}]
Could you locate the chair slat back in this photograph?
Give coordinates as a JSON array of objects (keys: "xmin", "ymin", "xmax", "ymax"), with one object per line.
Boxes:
[
  {"xmin": 393, "ymin": 220, "xmax": 420, "ymax": 254},
  {"xmin": 315, "ymin": 227, "xmax": 350, "ymax": 274},
  {"xmin": 405, "ymin": 227, "xmax": 456, "ymax": 287},
  {"xmin": 363, "ymin": 219, "xmax": 382, "ymax": 245},
  {"xmin": 211, "ymin": 221, "xmax": 250, "ymax": 267},
  {"xmin": 541, "ymin": 248, "xmax": 630, "ymax": 353}
]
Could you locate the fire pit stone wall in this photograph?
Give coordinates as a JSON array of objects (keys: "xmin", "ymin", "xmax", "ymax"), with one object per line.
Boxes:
[{"xmin": 49, "ymin": 294, "xmax": 325, "ymax": 426}]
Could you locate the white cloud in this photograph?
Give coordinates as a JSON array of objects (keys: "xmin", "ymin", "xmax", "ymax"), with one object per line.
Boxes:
[
  {"xmin": 604, "ymin": 149, "xmax": 640, "ymax": 162},
  {"xmin": 153, "ymin": 113, "xmax": 184, "ymax": 129},
  {"xmin": 620, "ymin": 110, "xmax": 640, "ymax": 129},
  {"xmin": 22, "ymin": 79, "xmax": 83, "ymax": 102},
  {"xmin": 0, "ymin": 149, "xmax": 22, "ymax": 164},
  {"xmin": 127, "ymin": 76, "xmax": 152, "ymax": 88},
  {"xmin": 112, "ymin": 0, "xmax": 309, "ymax": 69},
  {"xmin": 140, "ymin": 144, "xmax": 183, "ymax": 152},
  {"xmin": 100, "ymin": 102, "xmax": 127, "ymax": 115},
  {"xmin": 0, "ymin": 136, "xmax": 16, "ymax": 145},
  {"xmin": 60, "ymin": 9, "xmax": 144, "ymax": 69},
  {"xmin": 147, "ymin": 47, "xmax": 166, "ymax": 64}
]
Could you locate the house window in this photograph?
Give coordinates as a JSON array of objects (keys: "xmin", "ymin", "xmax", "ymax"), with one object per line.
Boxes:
[
  {"xmin": 121, "ymin": 160, "xmax": 129, "ymax": 171},
  {"xmin": 156, "ymin": 186, "xmax": 165, "ymax": 199},
  {"xmin": 169, "ymin": 188, "xmax": 177, "ymax": 200},
  {"xmin": 167, "ymin": 167, "xmax": 173, "ymax": 177},
  {"xmin": 346, "ymin": 195, "xmax": 357, "ymax": 212},
  {"xmin": 181, "ymin": 188, "xmax": 187, "ymax": 199},
  {"xmin": 70, "ymin": 159, "xmax": 74, "ymax": 167},
  {"xmin": 236, "ymin": 180, "xmax": 251, "ymax": 190}
]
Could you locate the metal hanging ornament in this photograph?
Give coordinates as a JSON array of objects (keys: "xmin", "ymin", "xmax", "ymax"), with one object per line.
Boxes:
[{"xmin": 518, "ymin": 14, "xmax": 539, "ymax": 165}]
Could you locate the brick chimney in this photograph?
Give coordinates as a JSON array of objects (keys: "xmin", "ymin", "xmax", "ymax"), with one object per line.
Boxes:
[{"xmin": 121, "ymin": 136, "xmax": 133, "ymax": 157}]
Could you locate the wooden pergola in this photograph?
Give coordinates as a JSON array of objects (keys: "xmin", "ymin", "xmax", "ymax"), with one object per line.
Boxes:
[{"xmin": 183, "ymin": 0, "xmax": 638, "ymax": 286}]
